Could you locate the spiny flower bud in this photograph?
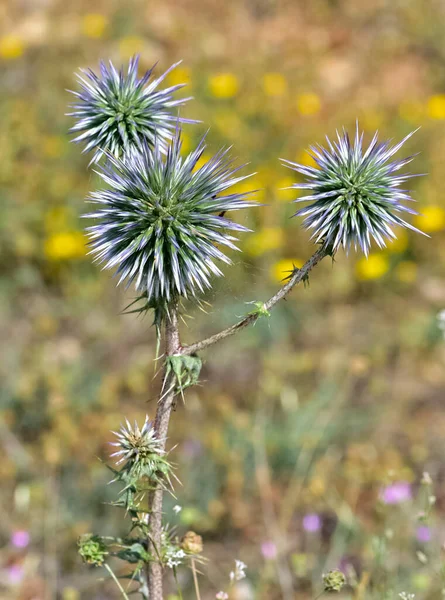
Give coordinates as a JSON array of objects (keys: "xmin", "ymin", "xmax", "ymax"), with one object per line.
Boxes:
[
  {"xmin": 78, "ymin": 534, "xmax": 107, "ymax": 566},
  {"xmin": 322, "ymin": 569, "xmax": 346, "ymax": 592},
  {"xmin": 86, "ymin": 130, "xmax": 256, "ymax": 324},
  {"xmin": 282, "ymin": 125, "xmax": 426, "ymax": 256},
  {"xmin": 110, "ymin": 415, "xmax": 164, "ymax": 465},
  {"xmin": 69, "ymin": 55, "xmax": 195, "ymax": 163},
  {"xmin": 181, "ymin": 531, "xmax": 203, "ymax": 554}
]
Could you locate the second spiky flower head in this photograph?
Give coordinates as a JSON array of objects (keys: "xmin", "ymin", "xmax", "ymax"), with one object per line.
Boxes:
[
  {"xmin": 283, "ymin": 125, "xmax": 426, "ymax": 255},
  {"xmin": 86, "ymin": 130, "xmax": 256, "ymax": 325},
  {"xmin": 69, "ymin": 55, "xmax": 195, "ymax": 163}
]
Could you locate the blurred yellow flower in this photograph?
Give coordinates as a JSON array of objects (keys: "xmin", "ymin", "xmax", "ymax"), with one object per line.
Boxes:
[
  {"xmin": 296, "ymin": 150, "xmax": 318, "ymax": 168},
  {"xmin": 62, "ymin": 587, "xmax": 80, "ymax": 600},
  {"xmin": 355, "ymin": 254, "xmax": 389, "ymax": 280},
  {"xmin": 208, "ymin": 73, "xmax": 239, "ymax": 98},
  {"xmin": 309, "ymin": 476, "xmax": 326, "ymax": 497},
  {"xmin": 168, "ymin": 65, "xmax": 191, "ymax": 87},
  {"xmin": 387, "ymin": 229, "xmax": 409, "ymax": 253},
  {"xmin": 119, "ymin": 36, "xmax": 144, "ymax": 59},
  {"xmin": 414, "ymin": 205, "xmax": 445, "ymax": 232},
  {"xmin": 274, "ymin": 176, "xmax": 296, "ymax": 202},
  {"xmin": 231, "ymin": 177, "xmax": 265, "ymax": 202},
  {"xmin": 81, "ymin": 13, "xmax": 108, "ymax": 39},
  {"xmin": 44, "ymin": 232, "xmax": 86, "ymax": 260},
  {"xmin": 296, "ymin": 93, "xmax": 321, "ymax": 116},
  {"xmin": 427, "ymin": 94, "xmax": 445, "ymax": 119},
  {"xmin": 271, "ymin": 258, "xmax": 303, "ymax": 282},
  {"xmin": 395, "ymin": 260, "xmax": 417, "ymax": 283},
  {"xmin": 192, "ymin": 153, "xmax": 211, "ymax": 171},
  {"xmin": 0, "ymin": 35, "xmax": 24, "ymax": 60},
  {"xmin": 262, "ymin": 72, "xmax": 288, "ymax": 97},
  {"xmin": 244, "ymin": 227, "xmax": 284, "ymax": 257},
  {"xmin": 181, "ymin": 131, "xmax": 191, "ymax": 154},
  {"xmin": 399, "ymin": 100, "xmax": 424, "ymax": 123}
]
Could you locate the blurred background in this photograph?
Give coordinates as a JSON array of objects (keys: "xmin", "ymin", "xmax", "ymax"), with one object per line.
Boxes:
[{"xmin": 2, "ymin": 0, "xmax": 445, "ymax": 598}]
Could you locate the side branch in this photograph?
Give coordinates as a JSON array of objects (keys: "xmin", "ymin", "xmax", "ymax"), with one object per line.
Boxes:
[{"xmin": 182, "ymin": 245, "xmax": 329, "ymax": 356}]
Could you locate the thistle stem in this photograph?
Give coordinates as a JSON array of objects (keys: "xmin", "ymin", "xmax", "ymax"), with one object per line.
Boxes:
[
  {"xmin": 181, "ymin": 245, "xmax": 329, "ymax": 356},
  {"xmin": 104, "ymin": 563, "xmax": 130, "ymax": 600},
  {"xmin": 148, "ymin": 304, "xmax": 181, "ymax": 600}
]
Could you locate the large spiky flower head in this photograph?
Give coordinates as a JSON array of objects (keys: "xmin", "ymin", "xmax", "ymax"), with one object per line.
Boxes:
[
  {"xmin": 282, "ymin": 126, "xmax": 425, "ymax": 255},
  {"xmin": 86, "ymin": 129, "xmax": 256, "ymax": 325},
  {"xmin": 69, "ymin": 55, "xmax": 194, "ymax": 163}
]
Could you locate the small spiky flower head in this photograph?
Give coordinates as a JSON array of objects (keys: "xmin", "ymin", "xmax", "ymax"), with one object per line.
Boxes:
[
  {"xmin": 323, "ymin": 569, "xmax": 346, "ymax": 593},
  {"xmin": 110, "ymin": 416, "xmax": 164, "ymax": 466},
  {"xmin": 87, "ymin": 129, "xmax": 256, "ymax": 323},
  {"xmin": 282, "ymin": 126, "xmax": 426, "ymax": 255},
  {"xmin": 69, "ymin": 55, "xmax": 194, "ymax": 163}
]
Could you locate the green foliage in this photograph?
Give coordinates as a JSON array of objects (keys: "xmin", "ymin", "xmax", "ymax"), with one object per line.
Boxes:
[
  {"xmin": 165, "ymin": 354, "xmax": 203, "ymax": 397},
  {"xmin": 78, "ymin": 534, "xmax": 108, "ymax": 566}
]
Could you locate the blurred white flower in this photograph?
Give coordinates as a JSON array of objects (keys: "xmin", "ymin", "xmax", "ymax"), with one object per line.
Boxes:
[
  {"xmin": 165, "ymin": 548, "xmax": 185, "ymax": 568},
  {"xmin": 230, "ymin": 559, "xmax": 247, "ymax": 582}
]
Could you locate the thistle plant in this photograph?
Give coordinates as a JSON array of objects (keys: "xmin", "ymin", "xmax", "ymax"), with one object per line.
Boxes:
[
  {"xmin": 282, "ymin": 126, "xmax": 426, "ymax": 255},
  {"xmin": 70, "ymin": 56, "xmax": 426, "ymax": 600},
  {"xmin": 69, "ymin": 56, "xmax": 194, "ymax": 163},
  {"xmin": 86, "ymin": 131, "xmax": 256, "ymax": 327}
]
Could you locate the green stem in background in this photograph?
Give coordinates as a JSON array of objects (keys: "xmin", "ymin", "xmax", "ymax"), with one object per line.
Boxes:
[
  {"xmin": 181, "ymin": 245, "xmax": 330, "ymax": 355},
  {"xmin": 148, "ymin": 304, "xmax": 181, "ymax": 600},
  {"xmin": 173, "ymin": 566, "xmax": 185, "ymax": 600},
  {"xmin": 104, "ymin": 563, "xmax": 131, "ymax": 600}
]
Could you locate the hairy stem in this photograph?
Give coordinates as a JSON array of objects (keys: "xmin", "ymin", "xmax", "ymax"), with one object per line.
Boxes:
[
  {"xmin": 148, "ymin": 305, "xmax": 181, "ymax": 600},
  {"xmin": 182, "ymin": 245, "xmax": 329, "ymax": 356}
]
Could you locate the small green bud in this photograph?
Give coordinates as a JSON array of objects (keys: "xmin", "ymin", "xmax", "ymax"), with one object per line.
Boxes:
[
  {"xmin": 248, "ymin": 301, "xmax": 270, "ymax": 318},
  {"xmin": 323, "ymin": 569, "xmax": 346, "ymax": 592},
  {"xmin": 78, "ymin": 534, "xmax": 107, "ymax": 567}
]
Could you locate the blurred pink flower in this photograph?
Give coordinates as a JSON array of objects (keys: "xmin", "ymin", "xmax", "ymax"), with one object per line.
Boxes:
[
  {"xmin": 303, "ymin": 513, "xmax": 321, "ymax": 532},
  {"xmin": 416, "ymin": 525, "xmax": 431, "ymax": 543},
  {"xmin": 7, "ymin": 564, "xmax": 24, "ymax": 584},
  {"xmin": 11, "ymin": 530, "xmax": 30, "ymax": 549},
  {"xmin": 261, "ymin": 541, "xmax": 277, "ymax": 560},
  {"xmin": 380, "ymin": 482, "xmax": 412, "ymax": 504}
]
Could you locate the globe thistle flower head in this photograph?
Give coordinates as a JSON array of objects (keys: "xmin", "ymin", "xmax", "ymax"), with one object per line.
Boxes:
[
  {"xmin": 110, "ymin": 416, "xmax": 164, "ymax": 466},
  {"xmin": 86, "ymin": 129, "xmax": 256, "ymax": 324},
  {"xmin": 69, "ymin": 55, "xmax": 195, "ymax": 163},
  {"xmin": 282, "ymin": 126, "xmax": 426, "ymax": 255}
]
